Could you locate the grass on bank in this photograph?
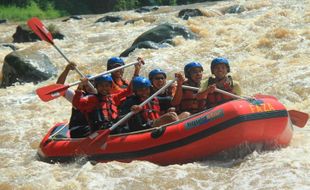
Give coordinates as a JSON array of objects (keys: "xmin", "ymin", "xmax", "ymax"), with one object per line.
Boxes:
[{"xmin": 0, "ymin": 2, "xmax": 65, "ymax": 21}]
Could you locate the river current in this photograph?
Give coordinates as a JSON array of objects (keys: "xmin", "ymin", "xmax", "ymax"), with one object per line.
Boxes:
[{"xmin": 0, "ymin": 0, "xmax": 309, "ymax": 189}]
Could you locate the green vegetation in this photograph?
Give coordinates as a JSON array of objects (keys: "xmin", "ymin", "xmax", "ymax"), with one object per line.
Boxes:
[
  {"xmin": 0, "ymin": 0, "xmax": 213, "ymax": 21},
  {"xmin": 0, "ymin": 1, "xmax": 63, "ymax": 21}
]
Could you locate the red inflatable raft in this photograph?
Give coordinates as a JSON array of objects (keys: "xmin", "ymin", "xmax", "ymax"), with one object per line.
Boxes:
[{"xmin": 37, "ymin": 96, "xmax": 294, "ymax": 165}]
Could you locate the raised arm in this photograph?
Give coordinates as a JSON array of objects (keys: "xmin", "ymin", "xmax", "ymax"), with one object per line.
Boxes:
[
  {"xmin": 72, "ymin": 78, "xmax": 97, "ymax": 112},
  {"xmin": 56, "ymin": 62, "xmax": 76, "ymax": 84},
  {"xmin": 171, "ymin": 73, "xmax": 185, "ymax": 107}
]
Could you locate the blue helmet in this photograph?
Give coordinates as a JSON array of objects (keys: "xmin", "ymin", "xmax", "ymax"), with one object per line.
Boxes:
[
  {"xmin": 107, "ymin": 57, "xmax": 124, "ymax": 70},
  {"xmin": 133, "ymin": 76, "xmax": 151, "ymax": 90},
  {"xmin": 184, "ymin": 61, "xmax": 203, "ymax": 78},
  {"xmin": 94, "ymin": 74, "xmax": 113, "ymax": 86},
  {"xmin": 211, "ymin": 57, "xmax": 230, "ymax": 74},
  {"xmin": 148, "ymin": 69, "xmax": 167, "ymax": 80}
]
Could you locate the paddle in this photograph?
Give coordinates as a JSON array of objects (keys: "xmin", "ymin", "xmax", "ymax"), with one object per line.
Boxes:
[
  {"xmin": 288, "ymin": 110, "xmax": 309, "ymax": 128},
  {"xmin": 36, "ymin": 61, "xmax": 140, "ymax": 102},
  {"xmin": 182, "ymin": 85, "xmax": 247, "ymax": 99},
  {"xmin": 182, "ymin": 85, "xmax": 309, "ymax": 128},
  {"xmin": 89, "ymin": 78, "xmax": 178, "ymax": 147},
  {"xmin": 27, "ymin": 17, "xmax": 96, "ymax": 93}
]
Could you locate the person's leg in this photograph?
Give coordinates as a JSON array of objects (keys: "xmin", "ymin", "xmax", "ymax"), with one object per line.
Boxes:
[
  {"xmin": 70, "ymin": 125, "xmax": 91, "ymax": 138},
  {"xmin": 152, "ymin": 112, "xmax": 178, "ymax": 128},
  {"xmin": 178, "ymin": 112, "xmax": 191, "ymax": 120}
]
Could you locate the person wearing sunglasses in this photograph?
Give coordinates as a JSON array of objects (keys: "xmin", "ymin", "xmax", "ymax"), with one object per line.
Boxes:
[
  {"xmin": 119, "ymin": 76, "xmax": 182, "ymax": 132},
  {"xmin": 148, "ymin": 69, "xmax": 190, "ymax": 119},
  {"xmin": 148, "ymin": 69, "xmax": 176, "ymax": 113}
]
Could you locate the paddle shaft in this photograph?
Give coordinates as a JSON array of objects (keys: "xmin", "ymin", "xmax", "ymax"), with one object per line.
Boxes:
[
  {"xmin": 52, "ymin": 45, "xmax": 84, "ymax": 76},
  {"xmin": 52, "ymin": 43, "xmax": 97, "ymax": 93},
  {"xmin": 109, "ymin": 78, "xmax": 178, "ymax": 132},
  {"xmin": 182, "ymin": 85, "xmax": 244, "ymax": 100},
  {"xmin": 66, "ymin": 61, "xmax": 139, "ymax": 88},
  {"xmin": 28, "ymin": 17, "xmax": 96, "ymax": 92}
]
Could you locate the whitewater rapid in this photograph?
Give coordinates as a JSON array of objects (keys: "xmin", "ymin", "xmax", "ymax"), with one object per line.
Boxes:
[{"xmin": 0, "ymin": 0, "xmax": 309, "ymax": 189}]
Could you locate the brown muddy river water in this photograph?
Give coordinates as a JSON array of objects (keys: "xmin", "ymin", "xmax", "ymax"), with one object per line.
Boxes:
[{"xmin": 0, "ymin": 0, "xmax": 309, "ymax": 189}]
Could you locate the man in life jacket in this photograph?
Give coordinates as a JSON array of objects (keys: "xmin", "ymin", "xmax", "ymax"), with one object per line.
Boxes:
[
  {"xmin": 197, "ymin": 57, "xmax": 241, "ymax": 108},
  {"xmin": 119, "ymin": 76, "xmax": 179, "ymax": 132},
  {"xmin": 72, "ymin": 74, "xmax": 132, "ymax": 135},
  {"xmin": 148, "ymin": 69, "xmax": 176, "ymax": 113},
  {"xmin": 172, "ymin": 62, "xmax": 207, "ymax": 114},
  {"xmin": 107, "ymin": 57, "xmax": 142, "ymax": 94},
  {"xmin": 56, "ymin": 62, "xmax": 96, "ymax": 138}
]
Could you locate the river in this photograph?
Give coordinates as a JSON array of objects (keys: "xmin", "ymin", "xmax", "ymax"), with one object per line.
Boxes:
[{"xmin": 0, "ymin": 0, "xmax": 309, "ymax": 189}]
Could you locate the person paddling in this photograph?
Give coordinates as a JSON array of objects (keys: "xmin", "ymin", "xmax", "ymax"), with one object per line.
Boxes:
[
  {"xmin": 172, "ymin": 62, "xmax": 207, "ymax": 114},
  {"xmin": 197, "ymin": 57, "xmax": 241, "ymax": 108},
  {"xmin": 72, "ymin": 74, "xmax": 131, "ymax": 136},
  {"xmin": 56, "ymin": 62, "xmax": 96, "ymax": 102},
  {"xmin": 56, "ymin": 62, "xmax": 96, "ymax": 137},
  {"xmin": 119, "ymin": 76, "xmax": 181, "ymax": 132},
  {"xmin": 107, "ymin": 57, "xmax": 143, "ymax": 94},
  {"xmin": 148, "ymin": 69, "xmax": 176, "ymax": 114},
  {"xmin": 71, "ymin": 60, "xmax": 142, "ymax": 135},
  {"xmin": 148, "ymin": 69, "xmax": 190, "ymax": 119}
]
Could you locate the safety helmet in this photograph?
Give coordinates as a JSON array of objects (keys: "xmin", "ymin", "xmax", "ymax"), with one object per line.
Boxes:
[
  {"xmin": 184, "ymin": 61, "xmax": 203, "ymax": 78},
  {"xmin": 107, "ymin": 57, "xmax": 125, "ymax": 70},
  {"xmin": 211, "ymin": 57, "xmax": 230, "ymax": 74},
  {"xmin": 133, "ymin": 76, "xmax": 151, "ymax": 90},
  {"xmin": 148, "ymin": 69, "xmax": 167, "ymax": 80},
  {"xmin": 94, "ymin": 74, "xmax": 113, "ymax": 86}
]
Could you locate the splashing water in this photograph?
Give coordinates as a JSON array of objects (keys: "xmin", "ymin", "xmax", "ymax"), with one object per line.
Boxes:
[{"xmin": 0, "ymin": 0, "xmax": 309, "ymax": 189}]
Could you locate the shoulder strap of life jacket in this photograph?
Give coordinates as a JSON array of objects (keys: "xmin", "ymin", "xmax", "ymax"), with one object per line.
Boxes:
[{"xmin": 207, "ymin": 76, "xmax": 234, "ymax": 108}]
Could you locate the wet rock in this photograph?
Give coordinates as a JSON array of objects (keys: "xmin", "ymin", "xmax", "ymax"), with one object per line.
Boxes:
[
  {"xmin": 135, "ymin": 6, "xmax": 159, "ymax": 13},
  {"xmin": 120, "ymin": 41, "xmax": 170, "ymax": 57},
  {"xmin": 1, "ymin": 49, "xmax": 57, "ymax": 87},
  {"xmin": 95, "ymin": 16, "xmax": 123, "ymax": 23},
  {"xmin": 178, "ymin": 9, "xmax": 203, "ymax": 20},
  {"xmin": 225, "ymin": 5, "xmax": 246, "ymax": 14},
  {"xmin": 124, "ymin": 19, "xmax": 137, "ymax": 25},
  {"xmin": 12, "ymin": 24, "xmax": 39, "ymax": 43},
  {"xmin": 124, "ymin": 17, "xmax": 156, "ymax": 25},
  {"xmin": 0, "ymin": 19, "xmax": 7, "ymax": 24},
  {"xmin": 12, "ymin": 24, "xmax": 64, "ymax": 43},
  {"xmin": 120, "ymin": 23, "xmax": 196, "ymax": 57},
  {"xmin": 62, "ymin": 15, "xmax": 83, "ymax": 22},
  {"xmin": 1, "ymin": 43, "xmax": 18, "ymax": 51}
]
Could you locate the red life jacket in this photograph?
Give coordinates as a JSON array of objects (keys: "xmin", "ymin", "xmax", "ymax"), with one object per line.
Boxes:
[
  {"xmin": 99, "ymin": 95, "xmax": 119, "ymax": 121},
  {"xmin": 86, "ymin": 95, "xmax": 119, "ymax": 131},
  {"xmin": 207, "ymin": 76, "xmax": 234, "ymax": 108},
  {"xmin": 140, "ymin": 97, "xmax": 160, "ymax": 124},
  {"xmin": 178, "ymin": 81, "xmax": 207, "ymax": 114},
  {"xmin": 150, "ymin": 86, "xmax": 174, "ymax": 114}
]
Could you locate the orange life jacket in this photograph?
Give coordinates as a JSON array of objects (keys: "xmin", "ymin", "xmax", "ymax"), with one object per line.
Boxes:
[
  {"xmin": 206, "ymin": 76, "xmax": 234, "ymax": 108},
  {"xmin": 179, "ymin": 81, "xmax": 207, "ymax": 114},
  {"xmin": 111, "ymin": 78, "xmax": 129, "ymax": 94}
]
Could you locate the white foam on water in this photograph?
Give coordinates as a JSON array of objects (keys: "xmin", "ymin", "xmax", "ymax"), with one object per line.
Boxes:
[{"xmin": 0, "ymin": 0, "xmax": 309, "ymax": 189}]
